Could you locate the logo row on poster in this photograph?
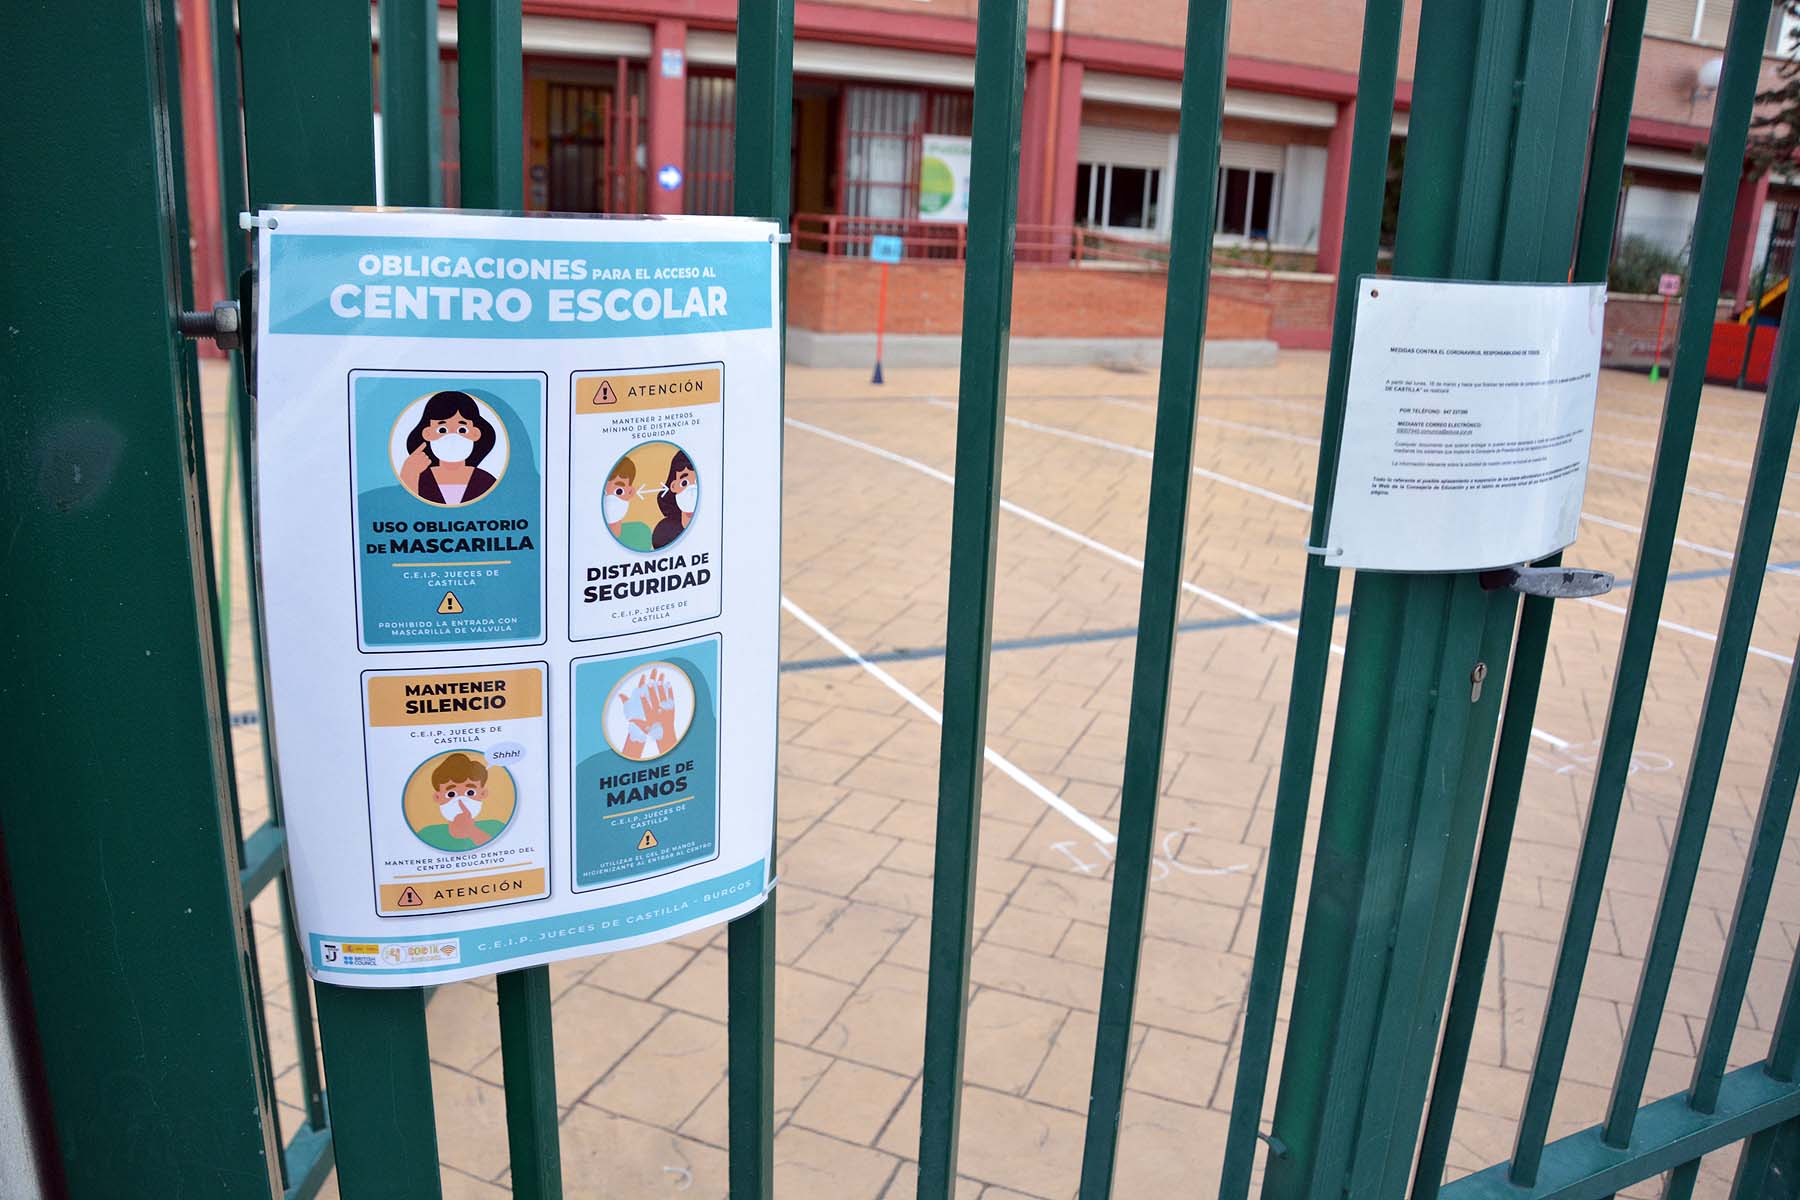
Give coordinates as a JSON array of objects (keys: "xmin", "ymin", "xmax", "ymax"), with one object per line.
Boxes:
[
  {"xmin": 351, "ymin": 362, "xmax": 724, "ymax": 651},
  {"xmin": 362, "ymin": 634, "xmax": 721, "ymax": 920}
]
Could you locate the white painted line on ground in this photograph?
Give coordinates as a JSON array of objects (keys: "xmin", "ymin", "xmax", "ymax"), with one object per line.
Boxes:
[
  {"xmin": 1099, "ymin": 396, "xmax": 1800, "ymax": 578},
  {"xmin": 786, "ymin": 416, "xmax": 1581, "ymax": 748},
  {"xmin": 1587, "ymin": 461, "xmax": 1800, "ymax": 520},
  {"xmin": 1194, "ymin": 410, "xmax": 1322, "ymax": 447},
  {"xmin": 779, "ymin": 594, "xmax": 1119, "ymax": 844},
  {"xmin": 791, "ymin": 417, "xmax": 1316, "ymax": 642},
  {"xmin": 928, "ymin": 401, "xmax": 1310, "ymax": 513},
  {"xmin": 954, "ymin": 403, "xmax": 1797, "ymax": 668},
  {"xmin": 1580, "ymin": 597, "xmax": 1794, "ymax": 666},
  {"xmin": 1556, "ymin": 512, "xmax": 1800, "ymax": 579},
  {"xmin": 1587, "ymin": 430, "xmax": 1798, "ymax": 483}
]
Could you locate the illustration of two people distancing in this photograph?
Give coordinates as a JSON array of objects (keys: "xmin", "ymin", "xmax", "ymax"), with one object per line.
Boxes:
[{"xmin": 603, "ymin": 449, "xmax": 699, "ymax": 551}]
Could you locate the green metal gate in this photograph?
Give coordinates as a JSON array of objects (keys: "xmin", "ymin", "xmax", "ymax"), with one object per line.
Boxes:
[{"xmin": 8, "ymin": 0, "xmax": 1800, "ymax": 1197}]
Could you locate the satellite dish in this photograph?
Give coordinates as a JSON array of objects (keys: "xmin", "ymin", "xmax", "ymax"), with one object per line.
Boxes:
[{"xmin": 1696, "ymin": 56, "xmax": 1725, "ymax": 96}]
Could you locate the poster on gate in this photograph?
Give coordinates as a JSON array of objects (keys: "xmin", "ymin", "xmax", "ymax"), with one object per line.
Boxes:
[{"xmin": 253, "ymin": 208, "xmax": 781, "ymax": 987}]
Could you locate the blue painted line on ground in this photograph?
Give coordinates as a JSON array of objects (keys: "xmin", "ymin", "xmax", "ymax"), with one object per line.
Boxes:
[
  {"xmin": 224, "ymin": 557, "xmax": 1800, "ymax": 725},
  {"xmin": 777, "ymin": 554, "xmax": 1800, "ymax": 676},
  {"xmin": 782, "ymin": 606, "xmax": 1324, "ymax": 672}
]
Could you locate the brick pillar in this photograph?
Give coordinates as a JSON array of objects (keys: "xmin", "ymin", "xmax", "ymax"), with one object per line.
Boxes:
[
  {"xmin": 178, "ymin": 0, "xmax": 226, "ymax": 316},
  {"xmin": 1315, "ymin": 99, "xmax": 1356, "ymax": 277},
  {"xmin": 1048, "ymin": 60, "xmax": 1083, "ymax": 230},
  {"xmin": 647, "ymin": 19, "xmax": 687, "ymax": 215},
  {"xmin": 1723, "ymin": 169, "xmax": 1771, "ymax": 307},
  {"xmin": 1018, "ymin": 58, "xmax": 1052, "ymax": 230},
  {"xmin": 1019, "ymin": 58, "xmax": 1082, "ymax": 257}
]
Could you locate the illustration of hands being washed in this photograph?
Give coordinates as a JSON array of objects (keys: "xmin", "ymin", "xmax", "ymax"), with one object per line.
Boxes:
[{"xmin": 617, "ymin": 668, "xmax": 680, "ymax": 760}]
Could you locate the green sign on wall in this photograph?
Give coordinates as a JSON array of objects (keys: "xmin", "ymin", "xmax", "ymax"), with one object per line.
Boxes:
[{"xmin": 919, "ymin": 133, "xmax": 972, "ymax": 223}]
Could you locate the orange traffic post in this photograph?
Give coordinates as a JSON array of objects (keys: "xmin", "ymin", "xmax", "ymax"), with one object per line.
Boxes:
[
  {"xmin": 1650, "ymin": 293, "xmax": 1669, "ymax": 383},
  {"xmin": 1651, "ymin": 270, "xmax": 1681, "ymax": 383}
]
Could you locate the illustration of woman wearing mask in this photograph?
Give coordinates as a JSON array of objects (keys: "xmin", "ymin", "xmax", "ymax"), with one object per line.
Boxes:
[
  {"xmin": 651, "ymin": 449, "xmax": 699, "ymax": 549},
  {"xmin": 399, "ymin": 390, "xmax": 501, "ymax": 506}
]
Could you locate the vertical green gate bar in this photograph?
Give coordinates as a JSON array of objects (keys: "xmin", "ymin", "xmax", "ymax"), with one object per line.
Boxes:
[
  {"xmin": 377, "ymin": 0, "xmax": 441, "ymax": 210},
  {"xmin": 211, "ymin": 0, "xmax": 335, "ymax": 1171},
  {"xmin": 314, "ymin": 986, "xmax": 439, "ymax": 1198},
  {"xmin": 1, "ymin": 0, "xmax": 281, "ymax": 1194},
  {"xmin": 157, "ymin": 0, "xmax": 292, "ymax": 1175},
  {"xmin": 1409, "ymin": 4, "xmax": 1631, "ymax": 1195},
  {"xmin": 238, "ymin": 2, "xmax": 447, "ymax": 1195},
  {"xmin": 1603, "ymin": 199, "xmax": 1800, "ymax": 1149},
  {"xmin": 1509, "ymin": 0, "xmax": 1772, "ymax": 1182},
  {"xmin": 729, "ymin": 2, "xmax": 794, "ymax": 1195},
  {"xmin": 379, "ymin": 0, "xmax": 444, "ymax": 207},
  {"xmin": 434, "ymin": 4, "xmax": 564, "ymax": 1191},
  {"xmin": 1729, "ymin": 951, "xmax": 1800, "ymax": 1197},
  {"xmin": 1215, "ymin": 3, "xmax": 1405, "ymax": 1194},
  {"xmin": 1264, "ymin": 0, "xmax": 1609, "ymax": 1191},
  {"xmin": 1264, "ymin": 0, "xmax": 1503, "ymax": 1188},
  {"xmin": 457, "ymin": 0, "xmax": 524, "ymax": 208},
  {"xmin": 1073, "ymin": 0, "xmax": 1232, "ymax": 1193},
  {"xmin": 1669, "ymin": 657, "xmax": 1800, "ymax": 1200},
  {"xmin": 240, "ymin": 0, "xmax": 378, "ymax": 212},
  {"xmin": 916, "ymin": 0, "xmax": 1029, "ymax": 1192},
  {"xmin": 1666, "ymin": 407, "xmax": 1800, "ymax": 1200},
  {"xmin": 1573, "ymin": 0, "xmax": 1646, "ymax": 286},
  {"xmin": 1367, "ymin": 7, "xmax": 1606, "ymax": 1190},
  {"xmin": 495, "ymin": 968, "xmax": 561, "ymax": 1200}
]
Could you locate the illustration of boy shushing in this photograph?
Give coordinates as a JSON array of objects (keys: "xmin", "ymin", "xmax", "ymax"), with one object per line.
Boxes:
[{"xmin": 417, "ymin": 752, "xmax": 507, "ymax": 851}]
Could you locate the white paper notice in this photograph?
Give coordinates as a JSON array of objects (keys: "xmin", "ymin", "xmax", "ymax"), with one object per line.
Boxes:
[{"xmin": 1324, "ymin": 277, "xmax": 1606, "ymax": 572}]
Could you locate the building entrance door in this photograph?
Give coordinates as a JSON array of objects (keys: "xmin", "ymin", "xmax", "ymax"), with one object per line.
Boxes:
[{"xmin": 546, "ymin": 81, "xmax": 612, "ymax": 213}]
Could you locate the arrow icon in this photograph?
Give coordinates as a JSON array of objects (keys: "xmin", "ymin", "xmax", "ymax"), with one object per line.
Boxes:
[{"xmin": 636, "ymin": 484, "xmax": 669, "ymax": 499}]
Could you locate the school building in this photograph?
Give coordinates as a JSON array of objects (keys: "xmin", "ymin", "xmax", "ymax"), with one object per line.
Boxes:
[{"xmin": 182, "ymin": 0, "xmax": 1800, "ymax": 364}]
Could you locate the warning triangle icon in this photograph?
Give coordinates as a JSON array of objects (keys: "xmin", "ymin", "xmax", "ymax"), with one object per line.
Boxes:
[
  {"xmin": 597, "ymin": 379, "xmax": 620, "ymax": 405},
  {"xmin": 397, "ymin": 886, "xmax": 424, "ymax": 907},
  {"xmin": 637, "ymin": 830, "xmax": 658, "ymax": 850},
  {"xmin": 438, "ymin": 590, "xmax": 463, "ymax": 614}
]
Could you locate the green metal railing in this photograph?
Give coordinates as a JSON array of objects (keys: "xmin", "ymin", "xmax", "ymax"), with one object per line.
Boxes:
[{"xmin": 13, "ymin": 0, "xmax": 1800, "ymax": 1197}]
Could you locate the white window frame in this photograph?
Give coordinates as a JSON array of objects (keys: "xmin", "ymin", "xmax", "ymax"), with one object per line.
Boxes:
[
  {"xmin": 1214, "ymin": 164, "xmax": 1283, "ymax": 245},
  {"xmin": 1777, "ymin": 8, "xmax": 1800, "ymax": 58},
  {"xmin": 1075, "ymin": 161, "xmax": 1166, "ymax": 238}
]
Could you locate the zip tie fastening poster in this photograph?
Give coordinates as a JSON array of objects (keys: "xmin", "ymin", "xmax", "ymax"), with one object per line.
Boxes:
[{"xmin": 254, "ymin": 208, "xmax": 780, "ymax": 986}]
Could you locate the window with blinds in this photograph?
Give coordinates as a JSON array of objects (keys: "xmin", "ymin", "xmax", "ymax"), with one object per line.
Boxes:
[
  {"xmin": 841, "ymin": 86, "xmax": 973, "ymax": 221},
  {"xmin": 1643, "ymin": 0, "xmax": 1698, "ymax": 40},
  {"xmin": 1643, "ymin": 0, "xmax": 1782, "ymax": 47}
]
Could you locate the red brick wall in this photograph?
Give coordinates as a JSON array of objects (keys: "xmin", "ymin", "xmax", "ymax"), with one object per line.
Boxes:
[
  {"xmin": 788, "ymin": 253, "xmax": 1276, "ymax": 340},
  {"xmin": 1060, "ymin": 0, "xmax": 1424, "ymax": 82},
  {"xmin": 1602, "ymin": 292, "xmax": 1733, "ymax": 368},
  {"xmin": 1632, "ymin": 36, "xmax": 1786, "ymax": 131},
  {"xmin": 1212, "ymin": 271, "xmax": 1336, "ymax": 348},
  {"xmin": 791, "ymin": 256, "xmax": 1731, "ymax": 362}
]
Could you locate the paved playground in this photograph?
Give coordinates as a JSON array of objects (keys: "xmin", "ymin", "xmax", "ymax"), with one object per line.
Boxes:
[{"xmin": 203, "ymin": 351, "xmax": 1800, "ymax": 1198}]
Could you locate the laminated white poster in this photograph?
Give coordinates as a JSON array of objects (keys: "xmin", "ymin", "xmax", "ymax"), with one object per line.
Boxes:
[
  {"xmin": 253, "ymin": 208, "xmax": 780, "ymax": 987},
  {"xmin": 1324, "ymin": 277, "xmax": 1606, "ymax": 572}
]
